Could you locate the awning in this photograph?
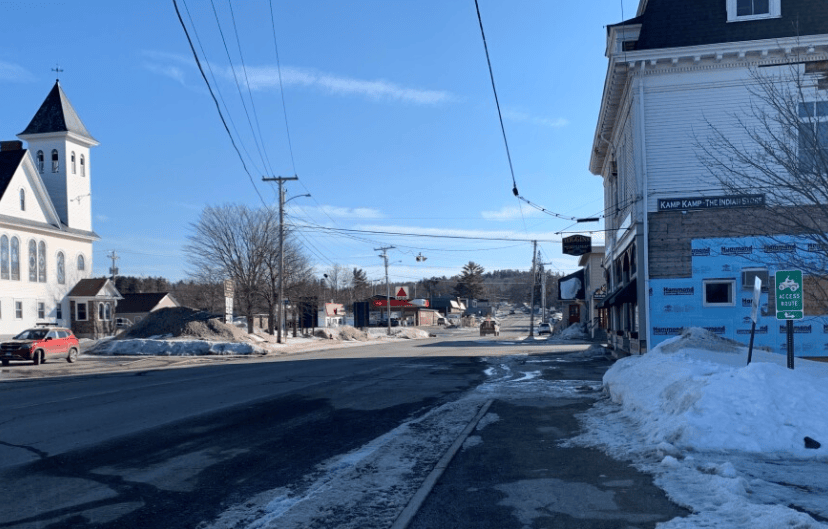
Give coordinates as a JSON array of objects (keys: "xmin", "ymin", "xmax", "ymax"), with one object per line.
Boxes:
[{"xmin": 596, "ymin": 278, "xmax": 637, "ymax": 309}]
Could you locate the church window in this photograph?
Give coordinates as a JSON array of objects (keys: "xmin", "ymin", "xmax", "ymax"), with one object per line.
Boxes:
[
  {"xmin": 105, "ymin": 303, "xmax": 112, "ymax": 321},
  {"xmin": 71, "ymin": 152, "xmax": 76, "ymax": 174},
  {"xmin": 51, "ymin": 149, "xmax": 59, "ymax": 173},
  {"xmin": 57, "ymin": 252, "xmax": 65, "ymax": 284},
  {"xmin": 80, "ymin": 154, "xmax": 85, "ymax": 176},
  {"xmin": 98, "ymin": 302, "xmax": 104, "ymax": 320},
  {"xmin": 10, "ymin": 237, "xmax": 19, "ymax": 281},
  {"xmin": 20, "ymin": 189, "xmax": 25, "ymax": 211},
  {"xmin": 38, "ymin": 241, "xmax": 46, "ymax": 282},
  {"xmin": 76, "ymin": 301, "xmax": 87, "ymax": 321},
  {"xmin": 28, "ymin": 240, "xmax": 36, "ymax": 282},
  {"xmin": 36, "ymin": 151, "xmax": 44, "ymax": 173},
  {"xmin": 77, "ymin": 254, "xmax": 85, "ymax": 271},
  {"xmin": 1, "ymin": 235, "xmax": 8, "ymax": 280},
  {"xmin": 56, "ymin": 302, "xmax": 62, "ymax": 320}
]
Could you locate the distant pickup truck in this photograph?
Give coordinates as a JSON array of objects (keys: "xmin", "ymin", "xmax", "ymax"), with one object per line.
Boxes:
[{"xmin": 479, "ymin": 320, "xmax": 500, "ymax": 336}]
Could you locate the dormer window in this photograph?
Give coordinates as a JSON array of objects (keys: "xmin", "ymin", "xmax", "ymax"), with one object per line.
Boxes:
[
  {"xmin": 36, "ymin": 150, "xmax": 44, "ymax": 173},
  {"xmin": 80, "ymin": 154, "xmax": 85, "ymax": 176},
  {"xmin": 19, "ymin": 189, "xmax": 25, "ymax": 211},
  {"xmin": 727, "ymin": 0, "xmax": 780, "ymax": 21},
  {"xmin": 51, "ymin": 149, "xmax": 59, "ymax": 172},
  {"xmin": 71, "ymin": 152, "xmax": 76, "ymax": 174}
]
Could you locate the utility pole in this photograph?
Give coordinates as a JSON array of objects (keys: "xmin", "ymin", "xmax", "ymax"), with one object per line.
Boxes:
[
  {"xmin": 539, "ymin": 261, "xmax": 554, "ymax": 324},
  {"xmin": 528, "ymin": 241, "xmax": 537, "ymax": 337},
  {"xmin": 375, "ymin": 246, "xmax": 395, "ymax": 335},
  {"xmin": 107, "ymin": 250, "xmax": 119, "ymax": 281},
  {"xmin": 262, "ymin": 175, "xmax": 298, "ymax": 344}
]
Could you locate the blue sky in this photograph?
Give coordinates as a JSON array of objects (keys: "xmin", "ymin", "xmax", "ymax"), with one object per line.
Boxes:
[{"xmin": 0, "ymin": 0, "xmax": 623, "ymax": 287}]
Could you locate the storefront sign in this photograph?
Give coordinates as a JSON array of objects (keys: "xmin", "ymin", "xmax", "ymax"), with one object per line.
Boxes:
[
  {"xmin": 657, "ymin": 194, "xmax": 765, "ymax": 212},
  {"xmin": 562, "ymin": 235, "xmax": 592, "ymax": 256}
]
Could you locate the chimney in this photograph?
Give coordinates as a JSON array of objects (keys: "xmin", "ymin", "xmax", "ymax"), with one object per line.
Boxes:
[{"xmin": 0, "ymin": 140, "xmax": 23, "ymax": 152}]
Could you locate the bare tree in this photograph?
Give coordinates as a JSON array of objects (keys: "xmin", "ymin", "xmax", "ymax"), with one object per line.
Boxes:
[
  {"xmin": 184, "ymin": 204, "xmax": 275, "ymax": 332},
  {"xmin": 260, "ymin": 229, "xmax": 312, "ymax": 334},
  {"xmin": 696, "ymin": 60, "xmax": 828, "ymax": 309}
]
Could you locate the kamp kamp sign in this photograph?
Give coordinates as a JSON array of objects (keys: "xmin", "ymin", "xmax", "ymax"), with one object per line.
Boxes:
[
  {"xmin": 562, "ymin": 235, "xmax": 592, "ymax": 256},
  {"xmin": 657, "ymin": 194, "xmax": 765, "ymax": 212},
  {"xmin": 775, "ymin": 270, "xmax": 803, "ymax": 320}
]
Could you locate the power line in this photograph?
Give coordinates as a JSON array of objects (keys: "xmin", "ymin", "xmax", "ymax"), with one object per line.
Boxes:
[{"xmin": 292, "ymin": 223, "xmax": 563, "ymax": 243}]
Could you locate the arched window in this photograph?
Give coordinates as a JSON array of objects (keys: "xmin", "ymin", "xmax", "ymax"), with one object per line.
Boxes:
[
  {"xmin": 57, "ymin": 251, "xmax": 65, "ymax": 284},
  {"xmin": 105, "ymin": 303, "xmax": 112, "ymax": 321},
  {"xmin": 71, "ymin": 152, "xmax": 76, "ymax": 174},
  {"xmin": 36, "ymin": 150, "xmax": 44, "ymax": 173},
  {"xmin": 80, "ymin": 154, "xmax": 85, "ymax": 177},
  {"xmin": 51, "ymin": 149, "xmax": 59, "ymax": 173},
  {"xmin": 28, "ymin": 240, "xmax": 36, "ymax": 282},
  {"xmin": 0, "ymin": 235, "xmax": 8, "ymax": 280},
  {"xmin": 10, "ymin": 237, "xmax": 19, "ymax": 280},
  {"xmin": 77, "ymin": 254, "xmax": 85, "ymax": 271},
  {"xmin": 20, "ymin": 189, "xmax": 25, "ymax": 211},
  {"xmin": 38, "ymin": 241, "xmax": 46, "ymax": 282}
]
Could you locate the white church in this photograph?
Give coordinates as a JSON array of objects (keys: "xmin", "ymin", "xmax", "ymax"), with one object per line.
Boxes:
[{"xmin": 0, "ymin": 80, "xmax": 119, "ymax": 338}]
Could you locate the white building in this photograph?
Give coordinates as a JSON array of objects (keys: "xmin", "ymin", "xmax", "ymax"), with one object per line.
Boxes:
[
  {"xmin": 590, "ymin": 0, "xmax": 828, "ymax": 356},
  {"xmin": 0, "ymin": 81, "xmax": 100, "ymax": 337}
]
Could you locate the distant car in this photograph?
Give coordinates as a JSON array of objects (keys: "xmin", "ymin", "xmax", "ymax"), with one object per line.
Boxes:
[
  {"xmin": 1, "ymin": 326, "xmax": 80, "ymax": 365},
  {"xmin": 537, "ymin": 322, "xmax": 552, "ymax": 335},
  {"xmin": 480, "ymin": 320, "xmax": 500, "ymax": 336},
  {"xmin": 550, "ymin": 312, "xmax": 563, "ymax": 322}
]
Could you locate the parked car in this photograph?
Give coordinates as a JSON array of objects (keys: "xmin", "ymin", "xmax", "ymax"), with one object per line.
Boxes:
[
  {"xmin": 0, "ymin": 326, "xmax": 80, "ymax": 365},
  {"xmin": 550, "ymin": 312, "xmax": 563, "ymax": 322},
  {"xmin": 480, "ymin": 320, "xmax": 500, "ymax": 336},
  {"xmin": 537, "ymin": 322, "xmax": 552, "ymax": 335}
]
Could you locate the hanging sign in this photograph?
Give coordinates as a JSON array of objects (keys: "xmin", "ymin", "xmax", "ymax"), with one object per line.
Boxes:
[{"xmin": 562, "ymin": 235, "xmax": 592, "ymax": 256}]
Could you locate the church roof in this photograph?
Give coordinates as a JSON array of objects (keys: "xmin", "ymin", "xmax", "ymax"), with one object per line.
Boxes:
[
  {"xmin": 0, "ymin": 148, "xmax": 26, "ymax": 200},
  {"xmin": 117, "ymin": 292, "xmax": 176, "ymax": 313},
  {"xmin": 18, "ymin": 81, "xmax": 97, "ymax": 142}
]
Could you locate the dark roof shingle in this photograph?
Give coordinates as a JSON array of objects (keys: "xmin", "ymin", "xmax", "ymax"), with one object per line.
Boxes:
[
  {"xmin": 117, "ymin": 293, "xmax": 172, "ymax": 314},
  {"xmin": 0, "ymin": 149, "xmax": 25, "ymax": 201},
  {"xmin": 19, "ymin": 81, "xmax": 96, "ymax": 142}
]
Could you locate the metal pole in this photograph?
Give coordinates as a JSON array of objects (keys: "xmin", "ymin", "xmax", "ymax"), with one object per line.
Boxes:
[
  {"xmin": 529, "ymin": 240, "xmax": 537, "ymax": 337},
  {"xmin": 787, "ymin": 319, "xmax": 794, "ymax": 369},
  {"xmin": 375, "ymin": 246, "xmax": 395, "ymax": 335}
]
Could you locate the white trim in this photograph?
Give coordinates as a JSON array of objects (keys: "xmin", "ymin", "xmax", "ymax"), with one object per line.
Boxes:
[
  {"xmin": 702, "ymin": 279, "xmax": 737, "ymax": 307},
  {"xmin": 726, "ymin": 0, "xmax": 781, "ymax": 22}
]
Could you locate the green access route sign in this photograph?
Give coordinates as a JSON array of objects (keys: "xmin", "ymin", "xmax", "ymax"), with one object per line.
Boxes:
[{"xmin": 776, "ymin": 270, "xmax": 804, "ymax": 320}]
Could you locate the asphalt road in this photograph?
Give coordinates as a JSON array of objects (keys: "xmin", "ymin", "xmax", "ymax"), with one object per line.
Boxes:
[{"xmin": 0, "ymin": 317, "xmax": 687, "ymax": 528}]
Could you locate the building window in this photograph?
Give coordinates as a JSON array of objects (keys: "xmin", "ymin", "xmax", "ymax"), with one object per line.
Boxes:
[
  {"xmin": 10, "ymin": 237, "xmax": 19, "ymax": 281},
  {"xmin": 703, "ymin": 279, "xmax": 736, "ymax": 307},
  {"xmin": 57, "ymin": 252, "xmax": 65, "ymax": 284},
  {"xmin": 38, "ymin": 241, "xmax": 46, "ymax": 283},
  {"xmin": 798, "ymin": 102, "xmax": 828, "ymax": 173},
  {"xmin": 37, "ymin": 301, "xmax": 45, "ymax": 320},
  {"xmin": 20, "ymin": 189, "xmax": 25, "ymax": 211},
  {"xmin": 51, "ymin": 149, "xmax": 59, "ymax": 172},
  {"xmin": 80, "ymin": 154, "xmax": 85, "ymax": 176},
  {"xmin": 76, "ymin": 301, "xmax": 87, "ymax": 321},
  {"xmin": 28, "ymin": 240, "xmax": 36, "ymax": 282},
  {"xmin": 36, "ymin": 150, "xmax": 44, "ymax": 173},
  {"xmin": 727, "ymin": 0, "xmax": 780, "ymax": 21},
  {"xmin": 105, "ymin": 302, "xmax": 112, "ymax": 321},
  {"xmin": 0, "ymin": 235, "xmax": 8, "ymax": 280},
  {"xmin": 71, "ymin": 152, "xmax": 76, "ymax": 174},
  {"xmin": 15, "ymin": 301, "xmax": 23, "ymax": 319},
  {"xmin": 77, "ymin": 254, "xmax": 85, "ymax": 271},
  {"xmin": 56, "ymin": 302, "xmax": 62, "ymax": 320}
]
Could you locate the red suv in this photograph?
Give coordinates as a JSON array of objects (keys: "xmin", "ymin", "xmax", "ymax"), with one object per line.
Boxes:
[{"xmin": 1, "ymin": 326, "xmax": 80, "ymax": 366}]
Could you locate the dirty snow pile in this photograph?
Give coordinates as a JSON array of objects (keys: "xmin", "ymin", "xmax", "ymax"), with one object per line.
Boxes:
[
  {"xmin": 313, "ymin": 326, "xmax": 370, "ymax": 341},
  {"xmin": 559, "ymin": 323, "xmax": 586, "ymax": 339},
  {"xmin": 570, "ymin": 327, "xmax": 828, "ymax": 528}
]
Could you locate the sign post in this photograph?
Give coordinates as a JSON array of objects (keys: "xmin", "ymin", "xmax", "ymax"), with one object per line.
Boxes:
[
  {"xmin": 775, "ymin": 270, "xmax": 803, "ymax": 370},
  {"xmin": 224, "ymin": 279, "xmax": 235, "ymax": 325},
  {"xmin": 746, "ymin": 276, "xmax": 761, "ymax": 365}
]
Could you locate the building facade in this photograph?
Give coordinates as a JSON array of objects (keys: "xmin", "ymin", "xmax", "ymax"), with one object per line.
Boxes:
[
  {"xmin": 590, "ymin": 0, "xmax": 828, "ymax": 356},
  {"xmin": 0, "ymin": 81, "xmax": 99, "ymax": 337}
]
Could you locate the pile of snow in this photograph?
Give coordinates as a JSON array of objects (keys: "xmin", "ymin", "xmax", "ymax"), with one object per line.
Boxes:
[
  {"xmin": 603, "ymin": 327, "xmax": 828, "ymax": 456},
  {"xmin": 392, "ymin": 328, "xmax": 431, "ymax": 339},
  {"xmin": 90, "ymin": 338, "xmax": 264, "ymax": 356},
  {"xmin": 313, "ymin": 326, "xmax": 370, "ymax": 341},
  {"xmin": 559, "ymin": 323, "xmax": 586, "ymax": 340},
  {"xmin": 118, "ymin": 307, "xmax": 249, "ymax": 342},
  {"xmin": 570, "ymin": 327, "xmax": 828, "ymax": 528}
]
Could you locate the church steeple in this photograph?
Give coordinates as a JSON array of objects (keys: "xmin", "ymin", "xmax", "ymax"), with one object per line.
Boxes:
[
  {"xmin": 18, "ymin": 80, "xmax": 97, "ymax": 143},
  {"xmin": 17, "ymin": 81, "xmax": 97, "ymax": 233}
]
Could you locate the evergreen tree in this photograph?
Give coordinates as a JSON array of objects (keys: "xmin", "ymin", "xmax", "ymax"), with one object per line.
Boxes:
[{"xmin": 453, "ymin": 261, "xmax": 486, "ymax": 299}]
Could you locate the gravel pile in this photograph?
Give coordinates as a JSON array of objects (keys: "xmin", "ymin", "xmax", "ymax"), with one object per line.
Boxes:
[{"xmin": 118, "ymin": 307, "xmax": 250, "ymax": 342}]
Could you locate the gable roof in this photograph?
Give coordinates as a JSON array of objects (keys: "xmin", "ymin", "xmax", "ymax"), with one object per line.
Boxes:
[
  {"xmin": 628, "ymin": 0, "xmax": 828, "ymax": 50},
  {"xmin": 68, "ymin": 278, "xmax": 122, "ymax": 298},
  {"xmin": 0, "ymin": 148, "xmax": 26, "ymax": 201},
  {"xmin": 18, "ymin": 81, "xmax": 97, "ymax": 143},
  {"xmin": 117, "ymin": 292, "xmax": 175, "ymax": 313}
]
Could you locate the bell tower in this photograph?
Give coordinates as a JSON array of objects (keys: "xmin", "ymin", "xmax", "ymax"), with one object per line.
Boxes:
[{"xmin": 17, "ymin": 80, "xmax": 98, "ymax": 232}]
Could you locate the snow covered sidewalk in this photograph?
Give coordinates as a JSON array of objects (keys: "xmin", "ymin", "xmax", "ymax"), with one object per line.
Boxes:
[{"xmin": 570, "ymin": 327, "xmax": 828, "ymax": 528}]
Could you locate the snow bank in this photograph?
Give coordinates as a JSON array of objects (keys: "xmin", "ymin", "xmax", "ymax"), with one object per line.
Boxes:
[
  {"xmin": 604, "ymin": 327, "xmax": 828, "ymax": 457},
  {"xmin": 90, "ymin": 338, "xmax": 265, "ymax": 356},
  {"xmin": 559, "ymin": 323, "xmax": 586, "ymax": 339}
]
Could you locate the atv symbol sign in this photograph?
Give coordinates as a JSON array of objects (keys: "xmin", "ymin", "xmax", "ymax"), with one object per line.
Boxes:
[
  {"xmin": 394, "ymin": 286, "xmax": 410, "ymax": 300},
  {"xmin": 775, "ymin": 270, "xmax": 803, "ymax": 320}
]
